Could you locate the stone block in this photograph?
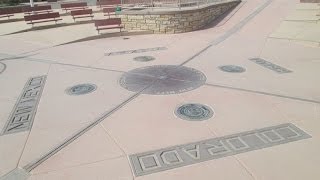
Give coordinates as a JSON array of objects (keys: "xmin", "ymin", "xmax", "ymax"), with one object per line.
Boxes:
[
  {"xmin": 180, "ymin": 18, "xmax": 187, "ymax": 22},
  {"xmin": 185, "ymin": 27, "xmax": 193, "ymax": 32},
  {"xmin": 148, "ymin": 24, "xmax": 159, "ymax": 29},
  {"xmin": 153, "ymin": 30, "xmax": 163, "ymax": 34},
  {"xmin": 146, "ymin": 19, "xmax": 156, "ymax": 24},
  {"xmin": 137, "ymin": 19, "xmax": 146, "ymax": 23},
  {"xmin": 160, "ymin": 14, "xmax": 171, "ymax": 18},
  {"xmin": 128, "ymin": 15, "xmax": 145, "ymax": 20},
  {"xmin": 174, "ymin": 29, "xmax": 185, "ymax": 33},
  {"xmin": 150, "ymin": 15, "xmax": 160, "ymax": 18},
  {"xmin": 166, "ymin": 29, "xmax": 175, "ymax": 34},
  {"xmin": 140, "ymin": 25, "xmax": 149, "ymax": 30},
  {"xmin": 192, "ymin": 26, "xmax": 199, "ymax": 30},
  {"xmin": 161, "ymin": 20, "xmax": 170, "ymax": 25}
]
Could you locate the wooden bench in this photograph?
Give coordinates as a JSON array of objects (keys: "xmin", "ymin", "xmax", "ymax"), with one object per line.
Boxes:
[
  {"xmin": 24, "ymin": 12, "xmax": 62, "ymax": 27},
  {"xmin": 94, "ymin": 18, "xmax": 123, "ymax": 34},
  {"xmin": 0, "ymin": 6, "xmax": 27, "ymax": 19},
  {"xmin": 61, "ymin": 2, "xmax": 88, "ymax": 12},
  {"xmin": 0, "ymin": 10, "xmax": 14, "ymax": 19},
  {"xmin": 23, "ymin": 5, "xmax": 53, "ymax": 15},
  {"xmin": 96, "ymin": 0, "xmax": 121, "ymax": 8},
  {"xmin": 103, "ymin": 7, "xmax": 116, "ymax": 18},
  {"xmin": 70, "ymin": 9, "xmax": 93, "ymax": 22}
]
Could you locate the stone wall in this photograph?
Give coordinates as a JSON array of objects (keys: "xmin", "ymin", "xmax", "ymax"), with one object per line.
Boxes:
[
  {"xmin": 118, "ymin": 0, "xmax": 240, "ymax": 34},
  {"xmin": 300, "ymin": 0, "xmax": 320, "ymax": 2}
]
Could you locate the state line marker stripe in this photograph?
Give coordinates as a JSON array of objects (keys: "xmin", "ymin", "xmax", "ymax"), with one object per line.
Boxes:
[{"xmin": 105, "ymin": 47, "xmax": 167, "ymax": 56}]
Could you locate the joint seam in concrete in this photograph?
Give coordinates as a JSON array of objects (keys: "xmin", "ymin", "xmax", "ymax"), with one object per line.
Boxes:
[
  {"xmin": 180, "ymin": 0, "xmax": 273, "ymax": 66},
  {"xmin": 205, "ymin": 83, "xmax": 320, "ymax": 104},
  {"xmin": 23, "ymin": 83, "xmax": 151, "ymax": 172},
  {"xmin": 0, "ymin": 62, "xmax": 6, "ymax": 74}
]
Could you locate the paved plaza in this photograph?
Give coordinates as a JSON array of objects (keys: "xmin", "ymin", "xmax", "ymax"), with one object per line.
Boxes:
[{"xmin": 0, "ymin": 0, "xmax": 320, "ymax": 179}]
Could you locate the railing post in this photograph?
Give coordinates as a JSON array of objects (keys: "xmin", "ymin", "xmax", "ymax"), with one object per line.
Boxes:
[
  {"xmin": 179, "ymin": 0, "xmax": 181, "ymax": 10},
  {"xmin": 30, "ymin": 0, "xmax": 34, "ymax": 7}
]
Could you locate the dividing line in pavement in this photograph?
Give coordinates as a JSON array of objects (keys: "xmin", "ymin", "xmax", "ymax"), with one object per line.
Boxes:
[
  {"xmin": 0, "ymin": 53, "xmax": 126, "ymax": 74},
  {"xmin": 0, "ymin": 62, "xmax": 6, "ymax": 74},
  {"xmin": 180, "ymin": 0, "xmax": 273, "ymax": 66},
  {"xmin": 205, "ymin": 83, "xmax": 320, "ymax": 104},
  {"xmin": 23, "ymin": 85, "xmax": 150, "ymax": 172}
]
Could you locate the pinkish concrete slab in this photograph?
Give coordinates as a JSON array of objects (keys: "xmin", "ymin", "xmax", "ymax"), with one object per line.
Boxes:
[
  {"xmin": 31, "ymin": 125, "xmax": 124, "ymax": 174},
  {"xmin": 28, "ymin": 156, "xmax": 133, "ymax": 180},
  {"xmin": 0, "ymin": 36, "xmax": 50, "ymax": 55},
  {"xmin": 100, "ymin": 94, "xmax": 215, "ymax": 154},
  {"xmin": 177, "ymin": 85, "xmax": 300, "ymax": 136},
  {"xmin": 0, "ymin": 100, "xmax": 15, "ymax": 130},
  {"xmin": 185, "ymin": 9, "xmax": 320, "ymax": 101},
  {"xmin": 18, "ymin": 64, "xmax": 136, "ymax": 167},
  {"xmin": 0, "ymin": 60, "xmax": 50, "ymax": 101},
  {"xmin": 235, "ymin": 119, "xmax": 320, "ymax": 180},
  {"xmin": 0, "ymin": 21, "xmax": 30, "ymax": 36},
  {"xmin": 0, "ymin": 132, "xmax": 29, "ymax": 177},
  {"xmin": 268, "ymin": 96, "xmax": 319, "ymax": 123},
  {"xmin": 29, "ymin": 42, "xmax": 107, "ymax": 66}
]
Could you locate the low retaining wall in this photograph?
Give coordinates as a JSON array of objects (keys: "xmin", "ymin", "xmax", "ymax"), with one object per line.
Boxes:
[
  {"xmin": 119, "ymin": 0, "xmax": 240, "ymax": 34},
  {"xmin": 300, "ymin": 0, "xmax": 320, "ymax": 3}
]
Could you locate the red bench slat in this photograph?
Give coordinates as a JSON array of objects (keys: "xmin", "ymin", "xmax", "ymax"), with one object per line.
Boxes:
[
  {"xmin": 24, "ymin": 12, "xmax": 60, "ymax": 22},
  {"xmin": 70, "ymin": 9, "xmax": 92, "ymax": 16},
  {"xmin": 23, "ymin": 5, "xmax": 52, "ymax": 13},
  {"xmin": 0, "ymin": 10, "xmax": 12, "ymax": 16},
  {"xmin": 61, "ymin": 2, "xmax": 87, "ymax": 9},
  {"xmin": 0, "ymin": 5, "xmax": 28, "ymax": 14},
  {"xmin": 94, "ymin": 18, "xmax": 123, "ymax": 34},
  {"xmin": 95, "ymin": 18, "xmax": 121, "ymax": 27},
  {"xmin": 102, "ymin": 7, "xmax": 116, "ymax": 14},
  {"xmin": 70, "ymin": 9, "xmax": 93, "ymax": 21},
  {"xmin": 0, "ymin": 5, "xmax": 29, "ymax": 18},
  {"xmin": 96, "ymin": 0, "xmax": 121, "ymax": 7}
]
